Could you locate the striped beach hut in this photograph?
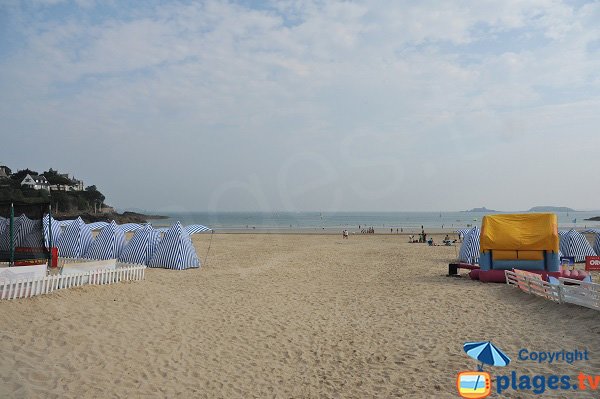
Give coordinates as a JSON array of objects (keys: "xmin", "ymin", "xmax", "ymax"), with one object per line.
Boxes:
[
  {"xmin": 42, "ymin": 214, "xmax": 62, "ymax": 248},
  {"xmin": 458, "ymin": 226, "xmax": 481, "ymax": 264},
  {"xmin": 559, "ymin": 229, "xmax": 596, "ymax": 262},
  {"xmin": 57, "ymin": 219, "xmax": 75, "ymax": 227},
  {"xmin": 0, "ymin": 217, "xmax": 9, "ymax": 250},
  {"xmin": 56, "ymin": 217, "xmax": 94, "ymax": 258},
  {"xmin": 148, "ymin": 222, "xmax": 200, "ymax": 270},
  {"xmin": 118, "ymin": 225, "xmax": 160, "ymax": 265},
  {"xmin": 84, "ymin": 221, "xmax": 126, "ymax": 260},
  {"xmin": 0, "ymin": 214, "xmax": 43, "ymax": 250},
  {"xmin": 455, "ymin": 228, "xmax": 472, "ymax": 241},
  {"xmin": 581, "ymin": 228, "xmax": 600, "ymax": 256},
  {"xmin": 558, "ymin": 230, "xmax": 569, "ymax": 256},
  {"xmin": 14, "ymin": 214, "xmax": 44, "ymax": 248},
  {"xmin": 118, "ymin": 223, "xmax": 144, "ymax": 233},
  {"xmin": 86, "ymin": 221, "xmax": 109, "ymax": 231}
]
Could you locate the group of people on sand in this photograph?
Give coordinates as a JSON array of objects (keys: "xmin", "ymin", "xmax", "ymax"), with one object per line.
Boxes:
[
  {"xmin": 361, "ymin": 227, "xmax": 375, "ymax": 234},
  {"xmin": 408, "ymin": 227, "xmax": 458, "ymax": 246}
]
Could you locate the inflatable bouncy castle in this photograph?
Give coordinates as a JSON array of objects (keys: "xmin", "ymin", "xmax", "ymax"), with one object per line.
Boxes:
[{"xmin": 477, "ymin": 213, "xmax": 561, "ymax": 283}]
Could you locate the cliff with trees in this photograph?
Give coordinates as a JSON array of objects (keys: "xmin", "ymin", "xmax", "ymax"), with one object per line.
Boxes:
[{"xmin": 0, "ymin": 165, "xmax": 163, "ymax": 223}]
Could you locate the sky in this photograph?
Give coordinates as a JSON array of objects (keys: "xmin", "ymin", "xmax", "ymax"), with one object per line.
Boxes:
[{"xmin": 1, "ymin": 0, "xmax": 599, "ymax": 212}]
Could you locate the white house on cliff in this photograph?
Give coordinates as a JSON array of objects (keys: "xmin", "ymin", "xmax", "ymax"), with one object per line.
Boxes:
[{"xmin": 20, "ymin": 174, "xmax": 50, "ymax": 191}]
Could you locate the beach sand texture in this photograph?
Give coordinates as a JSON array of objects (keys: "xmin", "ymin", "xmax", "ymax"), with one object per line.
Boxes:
[{"xmin": 1, "ymin": 234, "xmax": 599, "ymax": 398}]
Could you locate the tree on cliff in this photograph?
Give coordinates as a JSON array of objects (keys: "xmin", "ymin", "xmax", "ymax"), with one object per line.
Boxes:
[
  {"xmin": 42, "ymin": 168, "xmax": 73, "ymax": 185},
  {"xmin": 10, "ymin": 169, "xmax": 39, "ymax": 182}
]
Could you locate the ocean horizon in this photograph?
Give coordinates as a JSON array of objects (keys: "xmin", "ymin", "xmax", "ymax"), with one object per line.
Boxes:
[{"xmin": 146, "ymin": 211, "xmax": 600, "ymax": 230}]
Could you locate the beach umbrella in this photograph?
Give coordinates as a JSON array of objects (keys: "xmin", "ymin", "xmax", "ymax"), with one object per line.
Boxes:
[
  {"xmin": 148, "ymin": 221, "xmax": 200, "ymax": 270},
  {"xmin": 84, "ymin": 221, "xmax": 126, "ymax": 260},
  {"xmin": 118, "ymin": 225, "xmax": 160, "ymax": 265},
  {"xmin": 463, "ymin": 341, "xmax": 511, "ymax": 370}
]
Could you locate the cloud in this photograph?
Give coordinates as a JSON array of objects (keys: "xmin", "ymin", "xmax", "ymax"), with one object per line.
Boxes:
[{"xmin": 1, "ymin": 0, "xmax": 599, "ymax": 211}]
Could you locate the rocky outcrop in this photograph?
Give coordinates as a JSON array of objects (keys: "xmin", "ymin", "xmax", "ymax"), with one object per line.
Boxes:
[{"xmin": 55, "ymin": 211, "xmax": 167, "ymax": 224}]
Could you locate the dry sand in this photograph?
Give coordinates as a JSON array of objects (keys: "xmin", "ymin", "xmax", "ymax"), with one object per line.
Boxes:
[{"xmin": 1, "ymin": 233, "xmax": 599, "ymax": 398}]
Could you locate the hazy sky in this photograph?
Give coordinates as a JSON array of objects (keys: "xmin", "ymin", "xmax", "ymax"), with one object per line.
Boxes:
[{"xmin": 1, "ymin": 0, "xmax": 599, "ymax": 212}]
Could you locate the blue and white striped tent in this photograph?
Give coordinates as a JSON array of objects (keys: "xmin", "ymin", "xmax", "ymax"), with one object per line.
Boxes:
[
  {"xmin": 185, "ymin": 224, "xmax": 212, "ymax": 234},
  {"xmin": 558, "ymin": 230, "xmax": 569, "ymax": 256},
  {"xmin": 86, "ymin": 221, "xmax": 109, "ymax": 231},
  {"xmin": 0, "ymin": 217, "xmax": 9, "ymax": 250},
  {"xmin": 458, "ymin": 226, "xmax": 481, "ymax": 264},
  {"xmin": 0, "ymin": 214, "xmax": 44, "ymax": 249},
  {"xmin": 580, "ymin": 229, "xmax": 600, "ymax": 256},
  {"xmin": 581, "ymin": 229, "xmax": 600, "ymax": 234},
  {"xmin": 118, "ymin": 223, "xmax": 144, "ymax": 233},
  {"xmin": 84, "ymin": 221, "xmax": 126, "ymax": 260},
  {"xmin": 118, "ymin": 225, "xmax": 160, "ymax": 265},
  {"xmin": 14, "ymin": 214, "xmax": 44, "ymax": 248},
  {"xmin": 56, "ymin": 217, "xmax": 94, "ymax": 258},
  {"xmin": 57, "ymin": 219, "xmax": 75, "ymax": 227},
  {"xmin": 148, "ymin": 222, "xmax": 200, "ymax": 270},
  {"xmin": 455, "ymin": 228, "xmax": 472, "ymax": 240},
  {"xmin": 559, "ymin": 229, "xmax": 596, "ymax": 262},
  {"xmin": 43, "ymin": 214, "xmax": 62, "ymax": 248}
]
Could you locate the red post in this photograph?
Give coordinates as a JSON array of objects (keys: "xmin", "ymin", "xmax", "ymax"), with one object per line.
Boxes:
[{"xmin": 51, "ymin": 247, "xmax": 59, "ymax": 268}]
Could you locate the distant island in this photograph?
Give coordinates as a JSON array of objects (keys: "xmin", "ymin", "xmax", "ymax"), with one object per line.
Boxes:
[
  {"xmin": 527, "ymin": 206, "xmax": 575, "ymax": 212},
  {"xmin": 463, "ymin": 207, "xmax": 497, "ymax": 212},
  {"xmin": 585, "ymin": 216, "xmax": 600, "ymax": 221}
]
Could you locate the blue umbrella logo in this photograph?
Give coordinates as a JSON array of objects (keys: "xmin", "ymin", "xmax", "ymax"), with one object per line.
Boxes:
[{"xmin": 464, "ymin": 341, "xmax": 511, "ymax": 371}]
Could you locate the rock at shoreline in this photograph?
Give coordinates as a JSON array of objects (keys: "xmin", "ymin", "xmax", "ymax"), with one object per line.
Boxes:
[
  {"xmin": 55, "ymin": 211, "xmax": 167, "ymax": 224},
  {"xmin": 584, "ymin": 216, "xmax": 600, "ymax": 221}
]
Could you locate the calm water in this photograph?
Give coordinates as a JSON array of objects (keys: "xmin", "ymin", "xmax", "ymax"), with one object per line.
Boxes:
[{"xmin": 149, "ymin": 211, "xmax": 600, "ymax": 231}]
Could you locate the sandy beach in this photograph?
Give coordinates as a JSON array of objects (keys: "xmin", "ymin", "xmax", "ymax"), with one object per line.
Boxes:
[{"xmin": 1, "ymin": 233, "xmax": 599, "ymax": 398}]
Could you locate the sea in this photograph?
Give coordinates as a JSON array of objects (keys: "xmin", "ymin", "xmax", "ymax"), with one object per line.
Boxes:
[{"xmin": 148, "ymin": 211, "xmax": 600, "ymax": 232}]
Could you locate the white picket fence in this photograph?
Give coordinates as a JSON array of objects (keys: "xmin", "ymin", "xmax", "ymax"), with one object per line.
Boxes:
[
  {"xmin": 504, "ymin": 270, "xmax": 561, "ymax": 303},
  {"xmin": 505, "ymin": 270, "xmax": 600, "ymax": 311},
  {"xmin": 0, "ymin": 265, "xmax": 146, "ymax": 301},
  {"xmin": 556, "ymin": 277, "xmax": 600, "ymax": 311}
]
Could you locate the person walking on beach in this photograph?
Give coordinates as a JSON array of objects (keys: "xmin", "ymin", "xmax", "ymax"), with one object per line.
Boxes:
[{"xmin": 342, "ymin": 229, "xmax": 349, "ymax": 239}]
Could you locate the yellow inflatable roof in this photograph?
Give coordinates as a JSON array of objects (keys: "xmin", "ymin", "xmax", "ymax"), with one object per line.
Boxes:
[{"xmin": 480, "ymin": 213, "xmax": 559, "ymax": 252}]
